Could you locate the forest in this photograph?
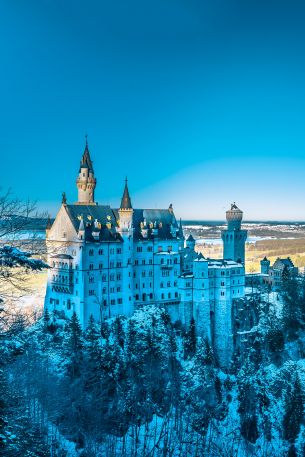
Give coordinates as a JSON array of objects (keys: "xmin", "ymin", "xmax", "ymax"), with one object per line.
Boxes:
[
  {"xmin": 2, "ymin": 273, "xmax": 305, "ymax": 456},
  {"xmin": 2, "ymin": 193, "xmax": 305, "ymax": 456}
]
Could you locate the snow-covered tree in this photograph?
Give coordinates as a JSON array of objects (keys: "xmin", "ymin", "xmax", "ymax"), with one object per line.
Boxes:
[
  {"xmin": 183, "ymin": 316, "xmax": 196, "ymax": 359},
  {"xmin": 283, "ymin": 373, "xmax": 304, "ymax": 442}
]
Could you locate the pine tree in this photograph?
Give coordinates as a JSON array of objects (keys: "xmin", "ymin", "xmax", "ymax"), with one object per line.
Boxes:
[
  {"xmin": 43, "ymin": 307, "xmax": 50, "ymax": 330},
  {"xmin": 282, "ymin": 268, "xmax": 301, "ymax": 340},
  {"xmin": 64, "ymin": 311, "xmax": 84, "ymax": 378},
  {"xmin": 266, "ymin": 327, "xmax": 285, "ymax": 353},
  {"xmin": 112, "ymin": 315, "xmax": 125, "ymax": 348},
  {"xmin": 299, "ymin": 274, "xmax": 305, "ymax": 325},
  {"xmin": 85, "ymin": 314, "xmax": 100, "ymax": 354},
  {"xmin": 183, "ymin": 317, "xmax": 197, "ymax": 359},
  {"xmin": 126, "ymin": 319, "xmax": 137, "ymax": 361},
  {"xmin": 193, "ymin": 337, "xmax": 215, "ymax": 383},
  {"xmin": 283, "ymin": 373, "xmax": 304, "ymax": 442}
]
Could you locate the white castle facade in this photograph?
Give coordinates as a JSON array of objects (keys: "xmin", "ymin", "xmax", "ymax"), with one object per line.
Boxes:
[{"xmin": 44, "ymin": 141, "xmax": 247, "ymax": 366}]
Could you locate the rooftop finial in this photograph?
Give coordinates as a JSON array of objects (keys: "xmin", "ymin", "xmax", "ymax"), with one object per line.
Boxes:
[
  {"xmin": 85, "ymin": 134, "xmax": 88, "ymax": 149},
  {"xmin": 62, "ymin": 192, "xmax": 67, "ymax": 205}
]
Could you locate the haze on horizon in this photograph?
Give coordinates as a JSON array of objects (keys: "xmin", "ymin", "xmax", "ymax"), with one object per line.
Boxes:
[{"xmin": 1, "ymin": 0, "xmax": 305, "ymax": 221}]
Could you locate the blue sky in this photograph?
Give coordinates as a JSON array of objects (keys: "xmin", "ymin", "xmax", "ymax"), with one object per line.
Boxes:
[{"xmin": 1, "ymin": 0, "xmax": 305, "ymax": 220}]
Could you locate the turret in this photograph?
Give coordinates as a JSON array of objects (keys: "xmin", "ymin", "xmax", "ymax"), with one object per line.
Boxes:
[
  {"xmin": 221, "ymin": 203, "xmax": 247, "ymax": 264},
  {"xmin": 118, "ymin": 178, "xmax": 133, "ymax": 231},
  {"xmin": 186, "ymin": 233, "xmax": 196, "ymax": 251},
  {"xmin": 260, "ymin": 256, "xmax": 270, "ymax": 275},
  {"xmin": 76, "ymin": 136, "xmax": 97, "ymax": 205}
]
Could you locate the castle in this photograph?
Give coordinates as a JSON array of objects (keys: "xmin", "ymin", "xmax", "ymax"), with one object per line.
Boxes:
[{"xmin": 44, "ymin": 140, "xmax": 247, "ymax": 366}]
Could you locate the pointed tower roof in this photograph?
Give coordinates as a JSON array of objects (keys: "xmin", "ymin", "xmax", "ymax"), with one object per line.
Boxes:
[
  {"xmin": 120, "ymin": 178, "xmax": 132, "ymax": 210},
  {"xmin": 79, "ymin": 135, "xmax": 94, "ymax": 173},
  {"xmin": 178, "ymin": 218, "xmax": 184, "ymax": 238},
  {"xmin": 78, "ymin": 216, "xmax": 85, "ymax": 232},
  {"xmin": 187, "ymin": 233, "xmax": 195, "ymax": 242}
]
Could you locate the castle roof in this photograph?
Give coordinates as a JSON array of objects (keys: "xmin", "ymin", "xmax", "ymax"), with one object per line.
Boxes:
[
  {"xmin": 65, "ymin": 204, "xmax": 121, "ymax": 242},
  {"xmin": 273, "ymin": 257, "xmax": 295, "ymax": 269},
  {"xmin": 64, "ymin": 204, "xmax": 181, "ymax": 242},
  {"xmin": 132, "ymin": 208, "xmax": 180, "ymax": 241}
]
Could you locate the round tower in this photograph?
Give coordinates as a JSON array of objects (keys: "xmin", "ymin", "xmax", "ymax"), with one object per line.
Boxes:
[
  {"xmin": 226, "ymin": 203, "xmax": 243, "ymax": 230},
  {"xmin": 221, "ymin": 203, "xmax": 248, "ymax": 264},
  {"xmin": 76, "ymin": 136, "xmax": 97, "ymax": 205}
]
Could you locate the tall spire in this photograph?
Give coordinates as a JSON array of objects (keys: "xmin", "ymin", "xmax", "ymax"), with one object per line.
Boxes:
[
  {"xmin": 178, "ymin": 217, "xmax": 184, "ymax": 238},
  {"xmin": 76, "ymin": 136, "xmax": 97, "ymax": 205},
  {"xmin": 120, "ymin": 178, "xmax": 132, "ymax": 210},
  {"xmin": 79, "ymin": 135, "xmax": 94, "ymax": 173}
]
